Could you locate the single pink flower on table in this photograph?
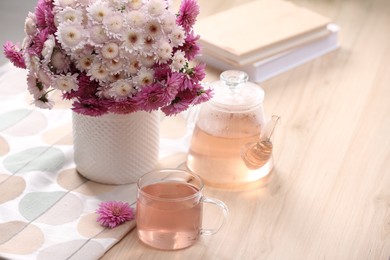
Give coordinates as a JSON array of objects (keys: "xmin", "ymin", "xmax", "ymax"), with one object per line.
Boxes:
[{"xmin": 96, "ymin": 201, "xmax": 135, "ymax": 228}]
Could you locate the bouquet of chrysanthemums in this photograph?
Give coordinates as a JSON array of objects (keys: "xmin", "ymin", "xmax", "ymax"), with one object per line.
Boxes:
[{"xmin": 3, "ymin": 0, "xmax": 211, "ymax": 116}]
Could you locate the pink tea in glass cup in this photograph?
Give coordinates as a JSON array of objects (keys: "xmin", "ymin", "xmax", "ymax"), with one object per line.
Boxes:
[{"xmin": 136, "ymin": 169, "xmax": 228, "ymax": 250}]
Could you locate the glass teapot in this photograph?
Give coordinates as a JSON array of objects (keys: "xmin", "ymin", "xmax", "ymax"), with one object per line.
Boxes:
[{"xmin": 186, "ymin": 70, "xmax": 278, "ymax": 187}]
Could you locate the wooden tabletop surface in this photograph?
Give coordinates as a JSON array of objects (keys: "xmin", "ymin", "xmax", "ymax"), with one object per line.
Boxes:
[{"xmin": 102, "ymin": 0, "xmax": 390, "ymax": 259}]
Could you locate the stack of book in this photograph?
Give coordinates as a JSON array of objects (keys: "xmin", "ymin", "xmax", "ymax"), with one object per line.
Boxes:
[{"xmin": 194, "ymin": 0, "xmax": 339, "ymax": 82}]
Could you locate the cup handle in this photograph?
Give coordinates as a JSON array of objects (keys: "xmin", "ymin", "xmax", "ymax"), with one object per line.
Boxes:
[{"xmin": 200, "ymin": 197, "xmax": 229, "ymax": 236}]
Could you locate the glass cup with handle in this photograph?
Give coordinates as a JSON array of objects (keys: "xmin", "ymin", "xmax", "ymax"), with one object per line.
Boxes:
[{"xmin": 136, "ymin": 168, "xmax": 229, "ymax": 250}]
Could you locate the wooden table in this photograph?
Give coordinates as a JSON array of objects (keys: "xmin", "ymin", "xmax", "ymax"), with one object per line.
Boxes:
[{"xmin": 102, "ymin": 0, "xmax": 390, "ymax": 259}]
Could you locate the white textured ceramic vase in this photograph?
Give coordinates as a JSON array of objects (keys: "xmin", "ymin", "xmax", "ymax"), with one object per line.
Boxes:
[{"xmin": 72, "ymin": 111, "xmax": 160, "ymax": 184}]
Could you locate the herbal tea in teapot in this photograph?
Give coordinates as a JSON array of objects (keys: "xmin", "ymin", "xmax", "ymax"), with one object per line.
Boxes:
[{"xmin": 187, "ymin": 71, "xmax": 274, "ymax": 187}]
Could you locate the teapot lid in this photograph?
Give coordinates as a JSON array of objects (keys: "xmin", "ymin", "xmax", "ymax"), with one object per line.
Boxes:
[{"xmin": 210, "ymin": 70, "xmax": 264, "ymax": 112}]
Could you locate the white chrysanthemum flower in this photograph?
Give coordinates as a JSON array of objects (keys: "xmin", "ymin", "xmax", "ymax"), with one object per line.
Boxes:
[
  {"xmin": 89, "ymin": 25, "xmax": 110, "ymax": 46},
  {"xmin": 37, "ymin": 69, "xmax": 53, "ymax": 87},
  {"xmin": 116, "ymin": 47, "xmax": 131, "ymax": 60},
  {"xmin": 33, "ymin": 96, "xmax": 55, "ymax": 109},
  {"xmin": 127, "ymin": 0, "xmax": 144, "ymax": 10},
  {"xmin": 96, "ymin": 86, "xmax": 111, "ymax": 99},
  {"xmin": 101, "ymin": 42, "xmax": 120, "ymax": 59},
  {"xmin": 127, "ymin": 56, "xmax": 141, "ymax": 74},
  {"xmin": 56, "ymin": 7, "xmax": 84, "ymax": 24},
  {"xmin": 169, "ymin": 26, "xmax": 185, "ymax": 47},
  {"xmin": 27, "ymin": 72, "xmax": 45, "ymax": 98},
  {"xmin": 136, "ymin": 67, "xmax": 154, "ymax": 87},
  {"xmin": 24, "ymin": 53, "xmax": 40, "ymax": 74},
  {"xmin": 54, "ymin": 0, "xmax": 77, "ymax": 8},
  {"xmin": 108, "ymin": 71, "xmax": 126, "ymax": 82},
  {"xmin": 161, "ymin": 13, "xmax": 176, "ymax": 33},
  {"xmin": 171, "ymin": 50, "xmax": 187, "ymax": 71},
  {"xmin": 51, "ymin": 49, "xmax": 70, "ymax": 73},
  {"xmin": 22, "ymin": 35, "xmax": 32, "ymax": 50},
  {"xmin": 147, "ymin": 0, "xmax": 166, "ymax": 17},
  {"xmin": 24, "ymin": 12, "xmax": 37, "ymax": 36},
  {"xmin": 109, "ymin": 79, "xmax": 137, "ymax": 100},
  {"xmin": 122, "ymin": 29, "xmax": 143, "ymax": 53},
  {"xmin": 56, "ymin": 21, "xmax": 86, "ymax": 51},
  {"xmin": 88, "ymin": 61, "xmax": 110, "ymax": 82},
  {"xmin": 41, "ymin": 35, "xmax": 56, "ymax": 65},
  {"xmin": 146, "ymin": 19, "xmax": 162, "ymax": 39},
  {"xmin": 141, "ymin": 35, "xmax": 156, "ymax": 55},
  {"xmin": 103, "ymin": 12, "xmax": 124, "ymax": 37},
  {"xmin": 53, "ymin": 73, "xmax": 79, "ymax": 92},
  {"xmin": 156, "ymin": 40, "xmax": 172, "ymax": 63},
  {"xmin": 87, "ymin": 1, "xmax": 111, "ymax": 24},
  {"xmin": 126, "ymin": 10, "xmax": 146, "ymax": 28},
  {"xmin": 69, "ymin": 44, "xmax": 94, "ymax": 59},
  {"xmin": 104, "ymin": 58, "xmax": 124, "ymax": 74},
  {"xmin": 76, "ymin": 54, "xmax": 95, "ymax": 71},
  {"xmin": 140, "ymin": 54, "xmax": 155, "ymax": 68}
]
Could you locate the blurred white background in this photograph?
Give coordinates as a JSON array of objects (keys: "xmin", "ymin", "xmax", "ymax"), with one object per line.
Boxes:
[{"xmin": 0, "ymin": 0, "xmax": 37, "ymax": 65}]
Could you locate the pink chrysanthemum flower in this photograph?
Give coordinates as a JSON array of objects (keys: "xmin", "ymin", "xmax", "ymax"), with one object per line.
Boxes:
[
  {"xmin": 96, "ymin": 201, "xmax": 135, "ymax": 228},
  {"xmin": 161, "ymin": 95, "xmax": 192, "ymax": 116},
  {"xmin": 72, "ymin": 98, "xmax": 109, "ymax": 117},
  {"xmin": 189, "ymin": 63, "xmax": 206, "ymax": 81},
  {"xmin": 180, "ymin": 74, "xmax": 194, "ymax": 91},
  {"xmin": 108, "ymin": 99, "xmax": 139, "ymax": 114},
  {"xmin": 96, "ymin": 201, "xmax": 134, "ymax": 228},
  {"xmin": 177, "ymin": 0, "xmax": 200, "ymax": 33},
  {"xmin": 27, "ymin": 29, "xmax": 50, "ymax": 56},
  {"xmin": 192, "ymin": 86, "xmax": 213, "ymax": 105},
  {"xmin": 134, "ymin": 83, "xmax": 170, "ymax": 112},
  {"xmin": 166, "ymin": 72, "xmax": 182, "ymax": 90},
  {"xmin": 161, "ymin": 102, "xmax": 186, "ymax": 116},
  {"xmin": 179, "ymin": 31, "xmax": 201, "ymax": 60},
  {"xmin": 35, "ymin": 0, "xmax": 56, "ymax": 34},
  {"xmin": 150, "ymin": 63, "xmax": 167, "ymax": 79},
  {"xmin": 63, "ymin": 73, "xmax": 97, "ymax": 100},
  {"xmin": 3, "ymin": 41, "xmax": 26, "ymax": 69},
  {"xmin": 160, "ymin": 72, "xmax": 181, "ymax": 101}
]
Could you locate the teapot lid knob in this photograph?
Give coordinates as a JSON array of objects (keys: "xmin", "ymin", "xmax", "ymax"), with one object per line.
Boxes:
[{"xmin": 220, "ymin": 70, "xmax": 249, "ymax": 86}]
